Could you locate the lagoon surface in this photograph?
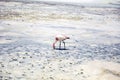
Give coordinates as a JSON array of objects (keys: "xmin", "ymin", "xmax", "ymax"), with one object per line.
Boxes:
[{"xmin": 0, "ymin": 0, "xmax": 120, "ymax": 80}]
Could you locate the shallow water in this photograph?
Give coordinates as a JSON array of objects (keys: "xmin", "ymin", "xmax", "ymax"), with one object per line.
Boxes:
[{"xmin": 0, "ymin": 0, "xmax": 120, "ymax": 80}]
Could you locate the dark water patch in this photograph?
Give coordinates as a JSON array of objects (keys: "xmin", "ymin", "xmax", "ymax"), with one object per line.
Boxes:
[
  {"xmin": 0, "ymin": 37, "xmax": 120, "ymax": 63},
  {"xmin": 56, "ymin": 43, "xmax": 120, "ymax": 63},
  {"xmin": 0, "ymin": 39, "xmax": 49, "ymax": 55}
]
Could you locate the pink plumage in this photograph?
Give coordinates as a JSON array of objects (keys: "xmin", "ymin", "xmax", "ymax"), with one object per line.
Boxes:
[{"xmin": 53, "ymin": 34, "xmax": 70, "ymax": 49}]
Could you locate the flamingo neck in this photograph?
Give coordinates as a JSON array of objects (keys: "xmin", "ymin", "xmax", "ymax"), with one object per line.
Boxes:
[{"xmin": 53, "ymin": 40, "xmax": 57, "ymax": 49}]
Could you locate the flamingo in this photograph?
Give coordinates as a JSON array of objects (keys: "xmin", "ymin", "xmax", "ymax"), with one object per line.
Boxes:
[{"xmin": 53, "ymin": 34, "xmax": 70, "ymax": 49}]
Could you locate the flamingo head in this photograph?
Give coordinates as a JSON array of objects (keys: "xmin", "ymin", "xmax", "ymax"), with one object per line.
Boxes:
[{"xmin": 66, "ymin": 37, "xmax": 70, "ymax": 39}]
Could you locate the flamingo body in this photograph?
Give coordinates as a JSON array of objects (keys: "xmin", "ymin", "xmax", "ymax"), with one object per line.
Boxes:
[{"xmin": 53, "ymin": 34, "xmax": 70, "ymax": 49}]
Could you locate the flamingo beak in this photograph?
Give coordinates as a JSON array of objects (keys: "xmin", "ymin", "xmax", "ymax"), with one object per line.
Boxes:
[{"xmin": 67, "ymin": 37, "xmax": 70, "ymax": 39}]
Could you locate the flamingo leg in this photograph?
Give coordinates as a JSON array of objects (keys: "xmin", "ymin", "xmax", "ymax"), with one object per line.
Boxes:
[
  {"xmin": 63, "ymin": 41, "xmax": 65, "ymax": 49},
  {"xmin": 59, "ymin": 41, "xmax": 61, "ymax": 49}
]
